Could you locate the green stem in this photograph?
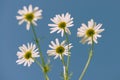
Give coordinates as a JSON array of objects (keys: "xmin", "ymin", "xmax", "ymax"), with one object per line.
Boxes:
[
  {"xmin": 35, "ymin": 59, "xmax": 43, "ymax": 70},
  {"xmin": 31, "ymin": 25, "xmax": 45, "ymax": 66},
  {"xmin": 61, "ymin": 55, "xmax": 68, "ymax": 80},
  {"xmin": 31, "ymin": 25, "xmax": 49, "ymax": 80},
  {"xmin": 44, "ymin": 73, "xmax": 49, "ymax": 80},
  {"xmin": 78, "ymin": 50, "xmax": 93, "ymax": 80},
  {"xmin": 35, "ymin": 59, "xmax": 49, "ymax": 80},
  {"xmin": 79, "ymin": 37, "xmax": 94, "ymax": 80},
  {"xmin": 61, "ymin": 55, "xmax": 66, "ymax": 67},
  {"xmin": 63, "ymin": 29, "xmax": 71, "ymax": 80},
  {"xmin": 64, "ymin": 30, "xmax": 70, "ymax": 71}
]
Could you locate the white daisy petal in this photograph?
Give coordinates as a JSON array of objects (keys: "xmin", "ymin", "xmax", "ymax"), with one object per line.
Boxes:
[
  {"xmin": 57, "ymin": 29, "xmax": 62, "ymax": 34},
  {"xmin": 18, "ymin": 19, "xmax": 25, "ymax": 25},
  {"xmin": 17, "ymin": 52, "xmax": 24, "ymax": 58},
  {"xmin": 23, "ymin": 6, "xmax": 28, "ymax": 13},
  {"xmin": 88, "ymin": 19, "xmax": 94, "ymax": 28},
  {"xmin": 34, "ymin": 10, "xmax": 42, "ymax": 16},
  {"xmin": 50, "ymin": 28, "xmax": 58, "ymax": 33},
  {"xmin": 50, "ymin": 18, "xmax": 58, "ymax": 24},
  {"xmin": 81, "ymin": 23, "xmax": 88, "ymax": 29},
  {"xmin": 59, "ymin": 55, "xmax": 62, "ymax": 60},
  {"xmin": 16, "ymin": 43, "xmax": 40, "ymax": 67},
  {"xmin": 26, "ymin": 22, "xmax": 30, "ymax": 30},
  {"xmin": 77, "ymin": 19, "xmax": 104, "ymax": 44},
  {"xmin": 51, "ymin": 41, "xmax": 56, "ymax": 47},
  {"xmin": 94, "ymin": 23, "xmax": 102, "ymax": 30},
  {"xmin": 97, "ymin": 29, "xmax": 104, "ymax": 33},
  {"xmin": 55, "ymin": 38, "xmax": 59, "ymax": 46},
  {"xmin": 16, "ymin": 59, "xmax": 25, "ymax": 64},
  {"xmin": 16, "ymin": 16, "xmax": 23, "ymax": 20},
  {"xmin": 28, "ymin": 61, "xmax": 31, "ymax": 67},
  {"xmin": 16, "ymin": 4, "xmax": 42, "ymax": 30},
  {"xmin": 34, "ymin": 7, "xmax": 39, "ymax": 11},
  {"xmin": 48, "ymin": 24, "xmax": 58, "ymax": 27},
  {"xmin": 97, "ymin": 34, "xmax": 102, "ymax": 37},
  {"xmin": 24, "ymin": 61, "xmax": 28, "ymax": 66},
  {"xmin": 65, "ymin": 28, "xmax": 71, "ymax": 35},
  {"xmin": 61, "ymin": 41, "xmax": 66, "ymax": 46},
  {"xmin": 32, "ymin": 21, "xmax": 37, "ymax": 26},
  {"xmin": 18, "ymin": 10, "xmax": 24, "ymax": 15},
  {"xmin": 49, "ymin": 45, "xmax": 54, "ymax": 49},
  {"xmin": 48, "ymin": 13, "xmax": 74, "ymax": 37},
  {"xmin": 93, "ymin": 37, "xmax": 98, "ymax": 44},
  {"xmin": 54, "ymin": 55, "xmax": 59, "ymax": 59},
  {"xmin": 47, "ymin": 38, "xmax": 72, "ymax": 59},
  {"xmin": 61, "ymin": 30, "xmax": 64, "ymax": 37},
  {"xmin": 29, "ymin": 4, "xmax": 32, "ymax": 12}
]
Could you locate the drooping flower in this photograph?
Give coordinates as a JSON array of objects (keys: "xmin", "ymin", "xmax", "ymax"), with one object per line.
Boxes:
[
  {"xmin": 48, "ymin": 13, "xmax": 74, "ymax": 37},
  {"xmin": 16, "ymin": 43, "xmax": 40, "ymax": 67},
  {"xmin": 47, "ymin": 38, "xmax": 72, "ymax": 59},
  {"xmin": 16, "ymin": 4, "xmax": 42, "ymax": 30},
  {"xmin": 77, "ymin": 19, "xmax": 104, "ymax": 44}
]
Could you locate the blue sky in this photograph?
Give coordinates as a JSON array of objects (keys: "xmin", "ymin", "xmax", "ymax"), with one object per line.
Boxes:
[{"xmin": 0, "ymin": 0, "xmax": 120, "ymax": 80}]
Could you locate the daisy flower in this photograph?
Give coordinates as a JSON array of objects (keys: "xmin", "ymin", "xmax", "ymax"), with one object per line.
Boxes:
[
  {"xmin": 77, "ymin": 19, "xmax": 104, "ymax": 44},
  {"xmin": 47, "ymin": 38, "xmax": 72, "ymax": 59},
  {"xmin": 48, "ymin": 13, "xmax": 74, "ymax": 37},
  {"xmin": 16, "ymin": 4, "xmax": 42, "ymax": 30},
  {"xmin": 16, "ymin": 43, "xmax": 40, "ymax": 67}
]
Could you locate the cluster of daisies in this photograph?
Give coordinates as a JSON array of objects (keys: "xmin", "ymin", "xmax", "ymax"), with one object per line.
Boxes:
[{"xmin": 16, "ymin": 4, "xmax": 104, "ymax": 67}]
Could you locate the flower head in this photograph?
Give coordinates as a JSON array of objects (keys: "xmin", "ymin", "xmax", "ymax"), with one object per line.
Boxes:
[
  {"xmin": 77, "ymin": 19, "xmax": 104, "ymax": 44},
  {"xmin": 47, "ymin": 38, "xmax": 72, "ymax": 59},
  {"xmin": 48, "ymin": 13, "xmax": 74, "ymax": 37},
  {"xmin": 16, "ymin": 4, "xmax": 42, "ymax": 30},
  {"xmin": 16, "ymin": 43, "xmax": 40, "ymax": 67}
]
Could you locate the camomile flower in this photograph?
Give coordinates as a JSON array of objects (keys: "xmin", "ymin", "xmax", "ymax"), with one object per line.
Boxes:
[
  {"xmin": 16, "ymin": 43, "xmax": 40, "ymax": 67},
  {"xmin": 77, "ymin": 19, "xmax": 104, "ymax": 44},
  {"xmin": 47, "ymin": 38, "xmax": 72, "ymax": 59},
  {"xmin": 16, "ymin": 4, "xmax": 42, "ymax": 30},
  {"xmin": 48, "ymin": 13, "xmax": 74, "ymax": 37}
]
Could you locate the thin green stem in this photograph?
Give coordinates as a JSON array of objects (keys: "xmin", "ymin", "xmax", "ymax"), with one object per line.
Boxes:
[
  {"xmin": 64, "ymin": 30, "xmax": 70, "ymax": 70},
  {"xmin": 35, "ymin": 59, "xmax": 49, "ymax": 80},
  {"xmin": 44, "ymin": 71, "xmax": 49, "ymax": 80},
  {"xmin": 31, "ymin": 25, "xmax": 45, "ymax": 66},
  {"xmin": 61, "ymin": 55, "xmax": 66, "ymax": 66},
  {"xmin": 35, "ymin": 59, "xmax": 43, "ymax": 70},
  {"xmin": 79, "ymin": 37, "xmax": 94, "ymax": 80},
  {"xmin": 78, "ymin": 50, "xmax": 93, "ymax": 80},
  {"xmin": 63, "ymin": 29, "xmax": 71, "ymax": 80},
  {"xmin": 61, "ymin": 55, "xmax": 68, "ymax": 80},
  {"xmin": 31, "ymin": 24, "xmax": 49, "ymax": 80}
]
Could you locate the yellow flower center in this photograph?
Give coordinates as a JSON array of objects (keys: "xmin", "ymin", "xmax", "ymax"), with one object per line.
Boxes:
[
  {"xmin": 86, "ymin": 29, "xmax": 95, "ymax": 37},
  {"xmin": 25, "ymin": 13, "xmax": 34, "ymax": 22},
  {"xmin": 56, "ymin": 46, "xmax": 65, "ymax": 54},
  {"xmin": 24, "ymin": 51, "xmax": 32, "ymax": 59},
  {"xmin": 58, "ymin": 22, "xmax": 66, "ymax": 29}
]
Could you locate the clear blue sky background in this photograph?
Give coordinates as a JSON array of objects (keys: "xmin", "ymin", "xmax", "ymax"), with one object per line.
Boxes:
[{"xmin": 0, "ymin": 0, "xmax": 120, "ymax": 80}]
